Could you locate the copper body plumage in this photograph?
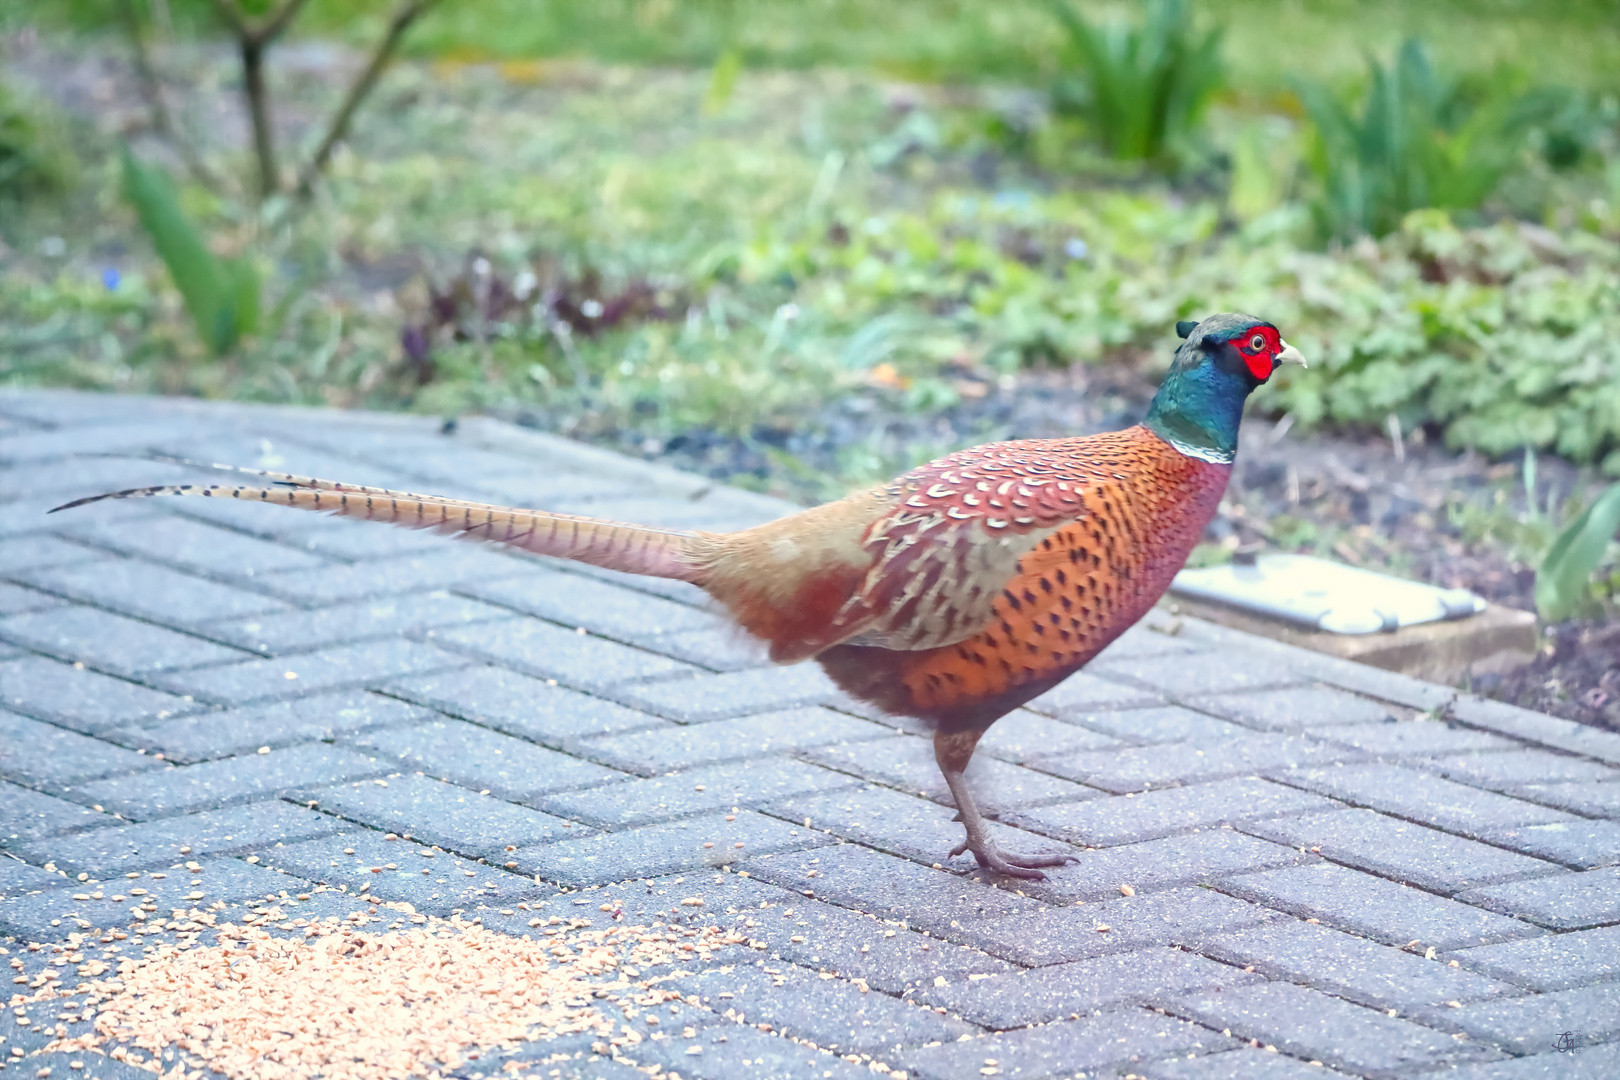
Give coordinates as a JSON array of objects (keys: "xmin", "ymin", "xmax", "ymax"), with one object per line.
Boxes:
[{"xmin": 54, "ymin": 313, "xmax": 1303, "ymax": 878}]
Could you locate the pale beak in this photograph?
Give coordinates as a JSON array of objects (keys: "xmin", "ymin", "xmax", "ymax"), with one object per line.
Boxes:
[{"xmin": 1276, "ymin": 340, "xmax": 1308, "ymax": 368}]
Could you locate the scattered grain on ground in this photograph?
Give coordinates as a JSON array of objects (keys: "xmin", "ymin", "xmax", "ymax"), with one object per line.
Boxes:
[{"xmin": 18, "ymin": 912, "xmax": 749, "ymax": 1079}]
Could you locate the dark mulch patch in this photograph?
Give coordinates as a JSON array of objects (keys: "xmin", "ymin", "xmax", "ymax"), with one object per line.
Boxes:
[{"xmin": 1487, "ymin": 622, "xmax": 1620, "ymax": 733}]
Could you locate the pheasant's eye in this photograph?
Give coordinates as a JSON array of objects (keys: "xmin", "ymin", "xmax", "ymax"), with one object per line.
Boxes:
[{"xmin": 1249, "ymin": 333, "xmax": 1266, "ymax": 351}]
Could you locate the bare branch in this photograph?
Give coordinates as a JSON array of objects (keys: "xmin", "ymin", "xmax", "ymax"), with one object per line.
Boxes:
[
  {"xmin": 252, "ymin": 0, "xmax": 314, "ymax": 46},
  {"xmin": 206, "ymin": 0, "xmax": 315, "ymax": 199},
  {"xmin": 241, "ymin": 35, "xmax": 279, "ymax": 199},
  {"xmin": 204, "ymin": 0, "xmax": 250, "ymax": 36},
  {"xmin": 206, "ymin": 0, "xmax": 311, "ymax": 45},
  {"xmin": 294, "ymin": 0, "xmax": 443, "ymax": 198},
  {"xmin": 119, "ymin": 0, "xmax": 227, "ymax": 194}
]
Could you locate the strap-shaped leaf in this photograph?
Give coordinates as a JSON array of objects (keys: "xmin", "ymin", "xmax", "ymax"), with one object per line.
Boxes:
[
  {"xmin": 121, "ymin": 147, "xmax": 251, "ymax": 354},
  {"xmin": 1536, "ymin": 483, "xmax": 1620, "ymax": 622}
]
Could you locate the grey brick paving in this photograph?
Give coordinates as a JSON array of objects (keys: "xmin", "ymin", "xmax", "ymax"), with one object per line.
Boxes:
[
  {"xmin": 1188, "ymin": 684, "xmax": 1401, "ymax": 731},
  {"xmin": 204, "ymin": 590, "xmax": 512, "ymax": 653},
  {"xmin": 260, "ymin": 831, "xmax": 543, "ymax": 915},
  {"xmin": 17, "ymin": 558, "xmax": 298, "ymax": 627},
  {"xmin": 1024, "ymin": 671, "xmax": 1165, "ymax": 715},
  {"xmin": 1010, "ymin": 776, "xmax": 1339, "ymax": 847},
  {"xmin": 1476, "ymin": 818, "xmax": 1620, "ymax": 869},
  {"xmin": 385, "ymin": 664, "xmax": 667, "ymax": 744},
  {"xmin": 1217, "ymin": 862, "xmax": 1544, "ymax": 950},
  {"xmin": 1512, "ymin": 778, "xmax": 1620, "ymax": 818},
  {"xmin": 0, "ymin": 582, "xmax": 62, "ymax": 615},
  {"xmin": 1434, "ymin": 1051, "xmax": 1618, "ymax": 1080},
  {"xmin": 901, "ymin": 1008, "xmax": 1237, "ymax": 1080},
  {"xmin": 802, "ymin": 732, "xmax": 1095, "ymax": 811},
  {"xmin": 0, "ymin": 654, "xmax": 189, "ymax": 733},
  {"xmin": 119, "ymin": 689, "xmax": 433, "ymax": 763},
  {"xmin": 962, "ymin": 886, "xmax": 1288, "ymax": 966},
  {"xmin": 256, "ymin": 548, "xmax": 527, "ymax": 604},
  {"xmin": 1038, "ymin": 732, "xmax": 1366, "ymax": 794},
  {"xmin": 1448, "ymin": 923, "xmax": 1620, "ymax": 991},
  {"xmin": 609, "ymin": 664, "xmax": 852, "ymax": 722},
  {"xmin": 73, "ymin": 743, "xmax": 392, "ymax": 818},
  {"xmin": 1242, "ymin": 808, "xmax": 1564, "ymax": 894},
  {"xmin": 431, "ymin": 615, "xmax": 698, "ymax": 691},
  {"xmin": 0, "ymin": 604, "xmax": 251, "ymax": 675},
  {"xmin": 517, "ymin": 810, "xmax": 830, "ymax": 886},
  {"xmin": 669, "ymin": 963, "xmax": 976, "ymax": 1056},
  {"xmin": 1143, "ymin": 1048, "xmax": 1362, "ymax": 1080},
  {"xmin": 744, "ymin": 844, "xmax": 1033, "ymax": 936},
  {"xmin": 773, "ymin": 784, "xmax": 1074, "ymax": 869},
  {"xmin": 312, "ymin": 772, "xmax": 589, "ymax": 857},
  {"xmin": 1196, "ymin": 918, "xmax": 1519, "ymax": 1013},
  {"xmin": 973, "ymin": 708, "xmax": 1122, "ymax": 763},
  {"xmin": 0, "ymin": 780, "xmax": 113, "ymax": 847},
  {"xmin": 1067, "ymin": 704, "xmax": 1252, "ymax": 745},
  {"xmin": 541, "ymin": 757, "xmax": 858, "ymax": 828},
  {"xmin": 0, "ymin": 856, "xmax": 67, "ymax": 897},
  {"xmin": 58, "ymin": 512, "xmax": 331, "ymax": 578},
  {"xmin": 18, "ymin": 799, "xmax": 354, "ymax": 875},
  {"xmin": 604, "ymin": 869, "xmax": 1013, "ymax": 993},
  {"xmin": 1165, "ymin": 981, "xmax": 1503, "ymax": 1077},
  {"xmin": 346, "ymin": 717, "xmax": 623, "ymax": 801},
  {"xmin": 1309, "ymin": 718, "xmax": 1521, "ymax": 756},
  {"xmin": 0, "ymin": 532, "xmax": 107, "ymax": 573},
  {"xmin": 459, "ymin": 569, "xmax": 725, "ymax": 641},
  {"xmin": 1456, "ymin": 865, "xmax": 1620, "ymax": 930},
  {"xmin": 0, "ymin": 858, "xmax": 314, "ymax": 939},
  {"xmin": 919, "ymin": 946, "xmax": 1261, "ymax": 1028},
  {"xmin": 1280, "ymin": 763, "xmax": 1577, "ymax": 838},
  {"xmin": 1421, "ymin": 983, "xmax": 1620, "ymax": 1053},
  {"xmin": 586, "ymin": 707, "xmax": 891, "ymax": 776},
  {"xmin": 1092, "ymin": 648, "xmax": 1304, "ymax": 697},
  {"xmin": 1016, "ymin": 827, "xmax": 1315, "ymax": 904},
  {"xmin": 5, "ymin": 390, "xmax": 1617, "ymax": 1080},
  {"xmin": 0, "ymin": 709, "xmax": 164, "ymax": 791},
  {"xmin": 1427, "ymin": 749, "xmax": 1620, "ymax": 790},
  {"xmin": 149, "ymin": 638, "xmax": 467, "ymax": 705}
]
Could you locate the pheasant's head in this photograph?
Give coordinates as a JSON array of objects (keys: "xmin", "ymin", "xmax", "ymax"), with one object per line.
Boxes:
[{"xmin": 1142, "ymin": 313, "xmax": 1306, "ymax": 465}]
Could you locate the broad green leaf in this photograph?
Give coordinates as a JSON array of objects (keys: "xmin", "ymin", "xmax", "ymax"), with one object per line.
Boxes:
[
  {"xmin": 1536, "ymin": 483, "xmax": 1620, "ymax": 622},
  {"xmin": 120, "ymin": 148, "xmax": 255, "ymax": 354}
]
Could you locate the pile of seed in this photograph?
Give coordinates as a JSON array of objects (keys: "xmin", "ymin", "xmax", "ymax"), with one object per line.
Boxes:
[{"xmin": 24, "ymin": 911, "xmax": 745, "ymax": 1079}]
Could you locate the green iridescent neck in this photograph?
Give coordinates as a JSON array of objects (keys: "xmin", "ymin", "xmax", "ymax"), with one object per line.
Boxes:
[{"xmin": 1142, "ymin": 356, "xmax": 1251, "ymax": 465}]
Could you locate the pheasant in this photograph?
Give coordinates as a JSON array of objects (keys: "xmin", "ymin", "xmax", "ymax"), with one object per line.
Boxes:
[{"xmin": 54, "ymin": 312, "xmax": 1303, "ymax": 878}]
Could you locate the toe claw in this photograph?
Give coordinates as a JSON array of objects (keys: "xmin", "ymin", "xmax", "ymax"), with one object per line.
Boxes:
[{"xmin": 956, "ymin": 843, "xmax": 1079, "ymax": 880}]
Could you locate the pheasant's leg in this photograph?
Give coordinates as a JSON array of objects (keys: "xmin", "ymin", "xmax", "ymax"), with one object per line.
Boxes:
[{"xmin": 934, "ymin": 730, "xmax": 1078, "ymax": 880}]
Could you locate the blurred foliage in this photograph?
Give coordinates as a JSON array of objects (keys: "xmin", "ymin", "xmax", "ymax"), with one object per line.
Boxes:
[
  {"xmin": 12, "ymin": 0, "xmax": 1620, "ymax": 91},
  {"xmin": 1048, "ymin": 0, "xmax": 1224, "ymax": 168},
  {"xmin": 1537, "ymin": 483, "xmax": 1620, "ymax": 622},
  {"xmin": 4, "ymin": 3, "xmax": 1620, "ymax": 500},
  {"xmin": 0, "ymin": 80, "xmax": 75, "ymax": 206},
  {"xmin": 1297, "ymin": 40, "xmax": 1550, "ymax": 241},
  {"xmin": 121, "ymin": 150, "xmax": 259, "ymax": 354}
]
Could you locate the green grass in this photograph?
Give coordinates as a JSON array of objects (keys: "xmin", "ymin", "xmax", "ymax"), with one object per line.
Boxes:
[
  {"xmin": 5, "ymin": 0, "xmax": 1620, "ymax": 504},
  {"xmin": 12, "ymin": 0, "xmax": 1620, "ymax": 92}
]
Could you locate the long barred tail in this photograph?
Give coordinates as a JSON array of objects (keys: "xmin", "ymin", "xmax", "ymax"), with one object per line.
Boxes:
[{"xmin": 49, "ymin": 459, "xmax": 709, "ymax": 583}]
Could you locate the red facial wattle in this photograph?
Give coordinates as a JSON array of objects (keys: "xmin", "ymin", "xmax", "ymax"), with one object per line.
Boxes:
[{"xmin": 1238, "ymin": 326, "xmax": 1280, "ymax": 381}]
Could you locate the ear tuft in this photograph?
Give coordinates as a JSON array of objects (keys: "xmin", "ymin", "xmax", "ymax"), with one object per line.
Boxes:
[{"xmin": 1175, "ymin": 320, "xmax": 1198, "ymax": 339}]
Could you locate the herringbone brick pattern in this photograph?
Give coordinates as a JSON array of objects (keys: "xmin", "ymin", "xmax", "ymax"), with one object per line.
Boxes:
[{"xmin": 2, "ymin": 389, "xmax": 1618, "ymax": 1079}]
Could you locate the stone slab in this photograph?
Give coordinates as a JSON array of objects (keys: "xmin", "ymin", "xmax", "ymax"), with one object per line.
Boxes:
[
  {"xmin": 1165, "ymin": 980, "xmax": 1502, "ymax": 1077},
  {"xmin": 1241, "ymin": 808, "xmax": 1564, "ymax": 895},
  {"xmin": 1217, "ymin": 862, "xmax": 1544, "ymax": 951},
  {"xmin": 1456, "ymin": 866, "xmax": 1620, "ymax": 931}
]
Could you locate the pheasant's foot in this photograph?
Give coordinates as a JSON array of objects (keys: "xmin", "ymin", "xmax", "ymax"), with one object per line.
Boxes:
[{"xmin": 950, "ymin": 840, "xmax": 1078, "ymax": 880}]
